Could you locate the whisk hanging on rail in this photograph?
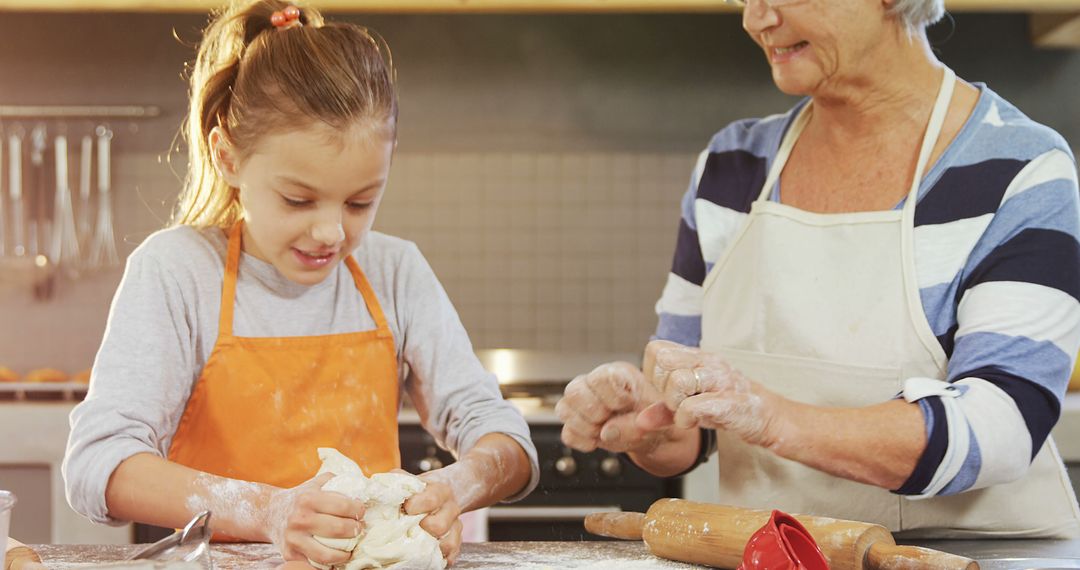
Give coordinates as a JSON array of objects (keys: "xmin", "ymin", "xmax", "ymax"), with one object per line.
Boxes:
[{"xmin": 88, "ymin": 125, "xmax": 119, "ymax": 269}]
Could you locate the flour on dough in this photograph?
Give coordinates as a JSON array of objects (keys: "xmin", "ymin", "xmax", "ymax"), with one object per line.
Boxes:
[{"xmin": 308, "ymin": 448, "xmax": 446, "ymax": 570}]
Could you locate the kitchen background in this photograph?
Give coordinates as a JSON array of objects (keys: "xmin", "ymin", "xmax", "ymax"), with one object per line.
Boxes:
[
  {"xmin": 0, "ymin": 5, "xmax": 1078, "ymax": 546},
  {"xmin": 2, "ymin": 10, "xmax": 1077, "ymax": 368}
]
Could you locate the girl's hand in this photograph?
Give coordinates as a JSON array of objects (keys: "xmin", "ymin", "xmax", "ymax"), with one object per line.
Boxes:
[
  {"xmin": 265, "ymin": 473, "xmax": 366, "ymax": 567},
  {"xmin": 404, "ymin": 476, "xmax": 463, "ymax": 565}
]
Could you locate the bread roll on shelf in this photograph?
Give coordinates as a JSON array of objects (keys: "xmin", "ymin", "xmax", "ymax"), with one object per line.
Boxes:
[{"xmin": 23, "ymin": 368, "xmax": 68, "ymax": 383}]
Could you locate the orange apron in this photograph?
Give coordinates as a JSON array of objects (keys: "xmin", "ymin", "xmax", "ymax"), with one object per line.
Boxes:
[{"xmin": 168, "ymin": 222, "xmax": 400, "ymax": 490}]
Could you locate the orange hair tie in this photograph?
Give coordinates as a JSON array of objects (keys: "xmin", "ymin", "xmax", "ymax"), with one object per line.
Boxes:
[{"xmin": 271, "ymin": 5, "xmax": 302, "ymax": 29}]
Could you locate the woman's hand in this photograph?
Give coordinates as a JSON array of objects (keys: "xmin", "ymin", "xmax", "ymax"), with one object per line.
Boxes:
[
  {"xmin": 555, "ymin": 357, "xmax": 669, "ymax": 454},
  {"xmin": 640, "ymin": 340, "xmax": 787, "ymax": 448},
  {"xmin": 404, "ymin": 477, "xmax": 463, "ymax": 565},
  {"xmin": 265, "ymin": 473, "xmax": 366, "ymax": 567}
]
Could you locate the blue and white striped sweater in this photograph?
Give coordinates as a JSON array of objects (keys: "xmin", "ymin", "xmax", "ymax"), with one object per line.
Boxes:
[{"xmin": 655, "ymin": 86, "xmax": 1080, "ymax": 497}]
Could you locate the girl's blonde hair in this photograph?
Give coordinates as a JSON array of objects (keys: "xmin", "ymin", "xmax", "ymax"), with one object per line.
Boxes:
[{"xmin": 173, "ymin": 0, "xmax": 397, "ymax": 228}]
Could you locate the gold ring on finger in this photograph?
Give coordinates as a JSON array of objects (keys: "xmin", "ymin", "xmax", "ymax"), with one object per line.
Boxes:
[{"xmin": 692, "ymin": 366, "xmax": 708, "ymax": 394}]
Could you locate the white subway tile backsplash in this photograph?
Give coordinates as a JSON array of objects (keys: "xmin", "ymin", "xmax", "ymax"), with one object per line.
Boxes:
[
  {"xmin": 374, "ymin": 151, "xmax": 690, "ymax": 352},
  {"xmin": 1, "ymin": 150, "xmax": 691, "ymax": 373}
]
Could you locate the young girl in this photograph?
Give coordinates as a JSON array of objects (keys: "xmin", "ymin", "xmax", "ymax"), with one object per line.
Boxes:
[{"xmin": 61, "ymin": 2, "xmax": 538, "ymax": 566}]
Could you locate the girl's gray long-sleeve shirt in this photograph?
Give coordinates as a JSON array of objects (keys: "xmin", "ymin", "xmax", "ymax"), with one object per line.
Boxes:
[{"xmin": 62, "ymin": 225, "xmax": 539, "ymax": 525}]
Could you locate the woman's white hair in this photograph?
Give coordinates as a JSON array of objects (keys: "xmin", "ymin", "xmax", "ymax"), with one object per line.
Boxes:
[{"xmin": 889, "ymin": 0, "xmax": 946, "ymax": 31}]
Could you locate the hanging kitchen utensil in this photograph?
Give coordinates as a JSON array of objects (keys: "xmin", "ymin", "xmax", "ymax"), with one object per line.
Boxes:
[
  {"xmin": 8, "ymin": 131, "xmax": 25, "ymax": 258},
  {"xmin": 0, "ymin": 133, "xmax": 5, "ymax": 259},
  {"xmin": 51, "ymin": 134, "xmax": 81, "ymax": 275},
  {"xmin": 28, "ymin": 123, "xmax": 47, "ymax": 259},
  {"xmin": 78, "ymin": 134, "xmax": 93, "ymax": 251},
  {"xmin": 0, "ymin": 129, "xmax": 43, "ymax": 290},
  {"xmin": 88, "ymin": 125, "xmax": 118, "ymax": 269},
  {"xmin": 29, "ymin": 124, "xmax": 54, "ymax": 300}
]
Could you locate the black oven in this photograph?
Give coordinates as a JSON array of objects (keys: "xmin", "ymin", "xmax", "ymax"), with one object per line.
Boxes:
[{"xmin": 399, "ymin": 421, "xmax": 681, "ymax": 542}]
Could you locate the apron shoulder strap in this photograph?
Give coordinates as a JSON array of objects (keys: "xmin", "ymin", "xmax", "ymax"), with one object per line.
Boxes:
[
  {"xmin": 344, "ymin": 255, "xmax": 393, "ymax": 338},
  {"xmin": 218, "ymin": 222, "xmax": 244, "ymax": 338},
  {"xmin": 905, "ymin": 66, "xmax": 957, "ymax": 209},
  {"xmin": 757, "ymin": 102, "xmax": 812, "ymax": 203}
]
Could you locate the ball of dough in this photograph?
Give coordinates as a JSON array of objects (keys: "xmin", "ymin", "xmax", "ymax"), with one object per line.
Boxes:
[{"xmin": 309, "ymin": 448, "xmax": 446, "ymax": 570}]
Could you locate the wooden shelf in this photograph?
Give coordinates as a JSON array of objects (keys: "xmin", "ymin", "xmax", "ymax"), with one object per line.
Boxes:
[
  {"xmin": 0, "ymin": 0, "xmax": 1078, "ymax": 13},
  {"xmin": 1032, "ymin": 12, "xmax": 1080, "ymax": 46},
  {"xmin": 1, "ymin": 0, "xmax": 1076, "ymax": 46}
]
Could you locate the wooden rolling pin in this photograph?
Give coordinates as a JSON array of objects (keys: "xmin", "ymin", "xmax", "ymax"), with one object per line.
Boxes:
[{"xmin": 586, "ymin": 499, "xmax": 979, "ymax": 570}]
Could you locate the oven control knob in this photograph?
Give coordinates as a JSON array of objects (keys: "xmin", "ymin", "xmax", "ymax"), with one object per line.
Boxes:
[
  {"xmin": 554, "ymin": 455, "xmax": 577, "ymax": 477},
  {"xmin": 600, "ymin": 456, "xmax": 622, "ymax": 478}
]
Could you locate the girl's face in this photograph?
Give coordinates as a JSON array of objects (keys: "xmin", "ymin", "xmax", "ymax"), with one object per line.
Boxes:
[{"xmin": 213, "ymin": 121, "xmax": 395, "ymax": 286}]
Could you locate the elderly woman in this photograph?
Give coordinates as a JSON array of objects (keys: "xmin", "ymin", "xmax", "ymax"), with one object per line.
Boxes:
[{"xmin": 556, "ymin": 0, "xmax": 1080, "ymax": 537}]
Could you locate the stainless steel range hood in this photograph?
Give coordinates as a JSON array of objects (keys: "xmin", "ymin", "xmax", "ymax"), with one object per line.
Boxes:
[{"xmin": 475, "ymin": 349, "xmax": 640, "ymax": 387}]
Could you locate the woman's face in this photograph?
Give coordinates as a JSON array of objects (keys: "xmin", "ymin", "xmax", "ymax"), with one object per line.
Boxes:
[
  {"xmin": 743, "ymin": 0, "xmax": 891, "ymax": 97},
  {"xmin": 213, "ymin": 120, "xmax": 395, "ymax": 286}
]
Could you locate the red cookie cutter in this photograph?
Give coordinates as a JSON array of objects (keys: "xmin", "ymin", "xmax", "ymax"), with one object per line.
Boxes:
[{"xmin": 738, "ymin": 510, "xmax": 830, "ymax": 570}]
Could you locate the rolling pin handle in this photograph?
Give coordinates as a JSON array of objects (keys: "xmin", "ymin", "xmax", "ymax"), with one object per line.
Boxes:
[
  {"xmin": 865, "ymin": 542, "xmax": 980, "ymax": 570},
  {"xmin": 584, "ymin": 512, "xmax": 646, "ymax": 541}
]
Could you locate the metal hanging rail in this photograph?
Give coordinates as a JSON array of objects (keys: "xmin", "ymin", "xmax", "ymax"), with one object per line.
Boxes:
[{"xmin": 0, "ymin": 105, "xmax": 161, "ymax": 119}]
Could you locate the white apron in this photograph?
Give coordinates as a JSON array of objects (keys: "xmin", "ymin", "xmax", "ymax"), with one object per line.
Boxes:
[{"xmin": 699, "ymin": 67, "xmax": 1080, "ymax": 538}]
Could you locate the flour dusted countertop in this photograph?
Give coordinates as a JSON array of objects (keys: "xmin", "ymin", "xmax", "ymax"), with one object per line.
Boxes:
[
  {"xmin": 30, "ymin": 539, "xmax": 1080, "ymax": 569},
  {"xmin": 30, "ymin": 542, "xmax": 703, "ymax": 569}
]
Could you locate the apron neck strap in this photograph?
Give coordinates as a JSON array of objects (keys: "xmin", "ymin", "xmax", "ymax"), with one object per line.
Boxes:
[
  {"xmin": 756, "ymin": 66, "xmax": 958, "ymax": 207},
  {"xmin": 219, "ymin": 221, "xmax": 393, "ymax": 338},
  {"xmin": 344, "ymin": 255, "xmax": 393, "ymax": 337},
  {"xmin": 758, "ymin": 103, "xmax": 811, "ymax": 202},
  {"xmin": 905, "ymin": 66, "xmax": 956, "ymax": 209}
]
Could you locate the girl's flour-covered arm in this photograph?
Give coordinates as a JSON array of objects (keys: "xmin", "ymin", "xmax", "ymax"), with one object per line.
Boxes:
[
  {"xmin": 395, "ymin": 242, "xmax": 540, "ymax": 506},
  {"xmin": 62, "ymin": 237, "xmax": 202, "ymax": 524}
]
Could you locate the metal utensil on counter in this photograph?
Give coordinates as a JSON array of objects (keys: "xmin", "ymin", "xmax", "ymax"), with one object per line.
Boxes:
[
  {"xmin": 51, "ymin": 134, "xmax": 81, "ymax": 274},
  {"xmin": 126, "ymin": 511, "xmax": 213, "ymax": 568},
  {"xmin": 88, "ymin": 125, "xmax": 118, "ymax": 268}
]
